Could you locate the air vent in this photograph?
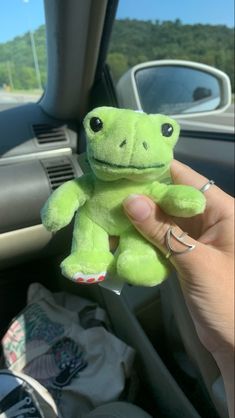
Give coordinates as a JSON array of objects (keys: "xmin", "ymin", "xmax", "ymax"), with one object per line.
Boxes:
[
  {"xmin": 43, "ymin": 158, "xmax": 75, "ymax": 190},
  {"xmin": 33, "ymin": 124, "xmax": 68, "ymax": 145}
]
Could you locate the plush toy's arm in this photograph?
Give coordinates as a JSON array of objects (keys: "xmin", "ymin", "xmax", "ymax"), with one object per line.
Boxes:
[
  {"xmin": 41, "ymin": 174, "xmax": 93, "ymax": 232},
  {"xmin": 149, "ymin": 182, "xmax": 206, "ymax": 217}
]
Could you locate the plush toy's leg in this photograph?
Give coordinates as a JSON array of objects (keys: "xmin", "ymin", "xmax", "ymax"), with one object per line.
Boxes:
[
  {"xmin": 117, "ymin": 227, "xmax": 170, "ymax": 287},
  {"xmin": 61, "ymin": 209, "xmax": 114, "ymax": 284}
]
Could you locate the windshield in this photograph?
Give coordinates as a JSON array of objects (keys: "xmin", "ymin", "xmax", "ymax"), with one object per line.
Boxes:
[{"xmin": 0, "ymin": 0, "xmax": 46, "ymax": 112}]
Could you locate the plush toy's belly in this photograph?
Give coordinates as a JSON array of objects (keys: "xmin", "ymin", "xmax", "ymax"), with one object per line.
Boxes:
[{"xmin": 85, "ymin": 179, "xmax": 149, "ymax": 235}]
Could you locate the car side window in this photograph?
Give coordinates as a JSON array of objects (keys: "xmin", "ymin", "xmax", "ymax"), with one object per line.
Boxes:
[{"xmin": 0, "ymin": 0, "xmax": 46, "ymax": 112}]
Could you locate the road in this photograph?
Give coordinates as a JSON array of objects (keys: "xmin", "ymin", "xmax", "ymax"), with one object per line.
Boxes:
[
  {"xmin": 0, "ymin": 91, "xmax": 39, "ymax": 110},
  {"xmin": 0, "ymin": 91, "xmax": 234, "ymax": 134},
  {"xmin": 179, "ymin": 104, "xmax": 234, "ymax": 134}
]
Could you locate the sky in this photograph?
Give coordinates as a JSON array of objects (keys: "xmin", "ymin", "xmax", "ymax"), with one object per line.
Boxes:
[
  {"xmin": 0, "ymin": 0, "xmax": 234, "ymax": 44},
  {"xmin": 116, "ymin": 0, "xmax": 235, "ymax": 27}
]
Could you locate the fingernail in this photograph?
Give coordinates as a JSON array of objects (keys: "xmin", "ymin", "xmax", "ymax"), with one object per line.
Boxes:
[{"xmin": 123, "ymin": 195, "xmax": 152, "ymax": 221}]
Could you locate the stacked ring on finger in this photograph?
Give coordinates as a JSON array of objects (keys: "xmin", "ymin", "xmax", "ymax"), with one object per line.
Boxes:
[
  {"xmin": 165, "ymin": 179, "xmax": 215, "ymax": 259},
  {"xmin": 200, "ymin": 180, "xmax": 215, "ymax": 193}
]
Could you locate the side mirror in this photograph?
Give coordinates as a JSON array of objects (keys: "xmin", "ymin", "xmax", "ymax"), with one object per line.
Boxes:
[{"xmin": 116, "ymin": 60, "xmax": 232, "ymax": 117}]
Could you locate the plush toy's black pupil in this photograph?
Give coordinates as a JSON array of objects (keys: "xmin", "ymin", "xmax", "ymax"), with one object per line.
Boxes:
[
  {"xmin": 161, "ymin": 123, "xmax": 173, "ymax": 137},
  {"xmin": 90, "ymin": 117, "xmax": 103, "ymax": 132}
]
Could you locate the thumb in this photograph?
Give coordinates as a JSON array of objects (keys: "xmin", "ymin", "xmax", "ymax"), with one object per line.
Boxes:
[{"xmin": 123, "ymin": 194, "xmax": 203, "ymax": 274}]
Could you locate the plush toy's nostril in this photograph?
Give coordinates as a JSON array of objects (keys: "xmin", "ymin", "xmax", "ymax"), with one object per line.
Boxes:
[
  {"xmin": 119, "ymin": 139, "xmax": 127, "ymax": 148},
  {"xmin": 143, "ymin": 141, "xmax": 148, "ymax": 150}
]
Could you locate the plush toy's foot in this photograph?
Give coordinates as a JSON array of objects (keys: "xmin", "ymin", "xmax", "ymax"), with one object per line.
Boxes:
[
  {"xmin": 61, "ymin": 251, "xmax": 114, "ymax": 284},
  {"xmin": 71, "ymin": 272, "xmax": 106, "ymax": 284},
  {"xmin": 117, "ymin": 251, "xmax": 170, "ymax": 287}
]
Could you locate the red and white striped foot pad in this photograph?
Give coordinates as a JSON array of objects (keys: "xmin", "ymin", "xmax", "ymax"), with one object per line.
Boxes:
[{"xmin": 72, "ymin": 272, "xmax": 106, "ymax": 284}]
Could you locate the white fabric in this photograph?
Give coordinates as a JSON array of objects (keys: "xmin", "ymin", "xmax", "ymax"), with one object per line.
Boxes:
[{"xmin": 1, "ymin": 284, "xmax": 135, "ymax": 418}]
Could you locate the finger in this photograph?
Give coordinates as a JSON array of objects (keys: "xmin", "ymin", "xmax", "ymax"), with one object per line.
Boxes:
[
  {"xmin": 171, "ymin": 160, "xmax": 209, "ymax": 188},
  {"xmin": 123, "ymin": 194, "xmax": 206, "ymax": 273},
  {"xmin": 171, "ymin": 160, "xmax": 232, "ymax": 211}
]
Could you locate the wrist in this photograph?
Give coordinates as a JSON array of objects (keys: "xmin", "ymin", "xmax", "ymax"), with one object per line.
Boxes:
[
  {"xmin": 213, "ymin": 349, "xmax": 234, "ymax": 418},
  {"xmin": 213, "ymin": 347, "xmax": 234, "ymax": 376}
]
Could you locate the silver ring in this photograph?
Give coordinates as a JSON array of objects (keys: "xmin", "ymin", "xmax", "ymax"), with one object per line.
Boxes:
[
  {"xmin": 165, "ymin": 226, "xmax": 196, "ymax": 259},
  {"xmin": 200, "ymin": 180, "xmax": 215, "ymax": 193}
]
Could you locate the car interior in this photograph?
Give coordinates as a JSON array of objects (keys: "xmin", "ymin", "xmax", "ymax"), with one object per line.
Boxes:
[{"xmin": 0, "ymin": 1, "xmax": 234, "ymax": 417}]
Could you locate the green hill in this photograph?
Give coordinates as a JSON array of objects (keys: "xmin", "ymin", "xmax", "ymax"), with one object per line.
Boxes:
[
  {"xmin": 108, "ymin": 19, "xmax": 234, "ymax": 91},
  {"xmin": 0, "ymin": 25, "xmax": 47, "ymax": 90},
  {"xmin": 0, "ymin": 20, "xmax": 234, "ymax": 91}
]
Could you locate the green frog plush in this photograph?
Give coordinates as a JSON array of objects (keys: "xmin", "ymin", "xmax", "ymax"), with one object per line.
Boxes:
[{"xmin": 41, "ymin": 107, "xmax": 206, "ymax": 286}]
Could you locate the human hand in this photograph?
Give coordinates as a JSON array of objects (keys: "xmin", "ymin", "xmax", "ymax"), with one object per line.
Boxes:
[{"xmin": 123, "ymin": 160, "xmax": 234, "ymax": 415}]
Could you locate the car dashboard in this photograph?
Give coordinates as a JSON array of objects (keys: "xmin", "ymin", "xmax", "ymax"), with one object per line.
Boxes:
[{"xmin": 0, "ymin": 100, "xmax": 232, "ymax": 418}]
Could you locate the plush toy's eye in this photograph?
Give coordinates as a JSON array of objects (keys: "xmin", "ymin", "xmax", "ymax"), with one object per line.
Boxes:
[
  {"xmin": 161, "ymin": 123, "xmax": 174, "ymax": 137},
  {"xmin": 90, "ymin": 117, "xmax": 103, "ymax": 132}
]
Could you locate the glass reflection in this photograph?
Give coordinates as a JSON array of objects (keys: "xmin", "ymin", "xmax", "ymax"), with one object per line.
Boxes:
[{"xmin": 135, "ymin": 66, "xmax": 221, "ymax": 115}]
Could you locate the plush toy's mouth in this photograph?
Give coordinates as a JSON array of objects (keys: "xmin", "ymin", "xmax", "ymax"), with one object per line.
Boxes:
[{"xmin": 92, "ymin": 157, "xmax": 165, "ymax": 170}]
